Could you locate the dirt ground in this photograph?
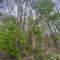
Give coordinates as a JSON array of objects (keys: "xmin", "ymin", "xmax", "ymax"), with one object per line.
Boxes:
[{"xmin": 0, "ymin": 51, "xmax": 16, "ymax": 60}]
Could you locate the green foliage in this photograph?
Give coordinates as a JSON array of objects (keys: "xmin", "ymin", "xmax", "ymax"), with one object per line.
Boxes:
[
  {"xmin": 33, "ymin": 0, "xmax": 54, "ymax": 15},
  {"xmin": 0, "ymin": 14, "xmax": 59, "ymax": 60},
  {"xmin": 48, "ymin": 13, "xmax": 60, "ymax": 21},
  {"xmin": 0, "ymin": 0, "xmax": 60, "ymax": 60},
  {"xmin": 27, "ymin": 17, "xmax": 43, "ymax": 44},
  {"xmin": 54, "ymin": 34, "xmax": 60, "ymax": 41},
  {"xmin": 19, "ymin": 32, "xmax": 28, "ymax": 47},
  {"xmin": 32, "ymin": 48, "xmax": 57, "ymax": 60},
  {"xmin": 0, "ymin": 17, "xmax": 21, "ymax": 60},
  {"xmin": 0, "ymin": 16, "xmax": 30, "ymax": 60},
  {"xmin": 32, "ymin": 25, "xmax": 43, "ymax": 43},
  {"xmin": 33, "ymin": 48, "xmax": 45, "ymax": 60}
]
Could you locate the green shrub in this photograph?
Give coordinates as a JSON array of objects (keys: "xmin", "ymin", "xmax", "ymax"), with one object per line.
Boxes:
[{"xmin": 0, "ymin": 16, "xmax": 21, "ymax": 60}]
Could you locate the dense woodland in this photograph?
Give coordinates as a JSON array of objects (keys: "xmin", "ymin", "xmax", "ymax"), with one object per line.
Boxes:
[{"xmin": 0, "ymin": 0, "xmax": 60, "ymax": 60}]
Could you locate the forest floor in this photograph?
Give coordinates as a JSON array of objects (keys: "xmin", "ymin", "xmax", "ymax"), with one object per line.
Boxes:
[
  {"xmin": 0, "ymin": 51, "xmax": 16, "ymax": 60},
  {"xmin": 0, "ymin": 47, "xmax": 59, "ymax": 60}
]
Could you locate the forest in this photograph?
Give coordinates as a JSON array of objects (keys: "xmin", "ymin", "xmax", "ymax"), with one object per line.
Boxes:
[{"xmin": 0, "ymin": 0, "xmax": 60, "ymax": 60}]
